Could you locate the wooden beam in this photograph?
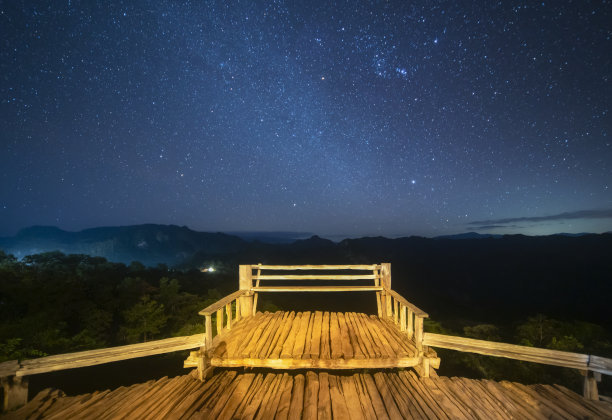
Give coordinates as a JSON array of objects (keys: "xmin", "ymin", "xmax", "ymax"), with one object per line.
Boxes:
[
  {"xmin": 251, "ymin": 286, "xmax": 383, "ymax": 292},
  {"xmin": 583, "ymin": 371, "xmax": 599, "ymax": 401},
  {"xmin": 254, "ymin": 274, "xmax": 377, "ymax": 280},
  {"xmin": 16, "ymin": 334, "xmax": 205, "ymax": 377},
  {"xmin": 415, "ymin": 316, "xmax": 424, "ymax": 351},
  {"xmin": 205, "ymin": 315, "xmax": 213, "ymax": 348},
  {"xmin": 239, "ymin": 265, "xmax": 253, "ymax": 289},
  {"xmin": 1, "ymin": 375, "xmax": 28, "ymax": 412},
  {"xmin": 0, "ymin": 360, "xmax": 19, "ymax": 379},
  {"xmin": 423, "ymin": 333, "xmax": 592, "ymax": 371},
  {"xmin": 240, "ymin": 295, "xmax": 253, "ymax": 318},
  {"xmin": 225, "ymin": 303, "xmax": 232, "ymax": 330},
  {"xmin": 210, "ymin": 357, "xmax": 422, "ymax": 369},
  {"xmin": 249, "ymin": 264, "xmax": 381, "ymax": 270},
  {"xmin": 393, "ymin": 299, "xmax": 399, "ymax": 325},
  {"xmin": 380, "ymin": 263, "xmax": 391, "ymax": 289},
  {"xmin": 199, "ymin": 290, "xmax": 247, "ymax": 316},
  {"xmin": 406, "ymin": 308, "xmax": 414, "ymax": 339},
  {"xmin": 589, "ymin": 355, "xmax": 612, "ymax": 376},
  {"xmin": 384, "ymin": 289, "xmax": 428, "ymax": 318},
  {"xmin": 216, "ymin": 309, "xmax": 224, "ymax": 336}
]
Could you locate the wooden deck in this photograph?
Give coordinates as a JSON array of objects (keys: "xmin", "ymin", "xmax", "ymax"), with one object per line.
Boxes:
[
  {"xmin": 3, "ymin": 264, "xmax": 612, "ymax": 416},
  {"xmin": 206, "ymin": 311, "xmax": 427, "ymax": 370},
  {"xmin": 5, "ymin": 369, "xmax": 612, "ymax": 419}
]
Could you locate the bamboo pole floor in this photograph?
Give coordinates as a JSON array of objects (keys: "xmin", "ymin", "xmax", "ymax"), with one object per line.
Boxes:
[
  {"xmin": 5, "ymin": 369, "xmax": 612, "ymax": 419},
  {"xmin": 208, "ymin": 311, "xmax": 423, "ymax": 370}
]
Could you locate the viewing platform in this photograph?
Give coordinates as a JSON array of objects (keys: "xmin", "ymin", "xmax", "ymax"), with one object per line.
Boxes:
[
  {"xmin": 184, "ymin": 264, "xmax": 439, "ymax": 379},
  {"xmin": 2, "ymin": 263, "xmax": 612, "ymax": 418},
  {"xmin": 205, "ymin": 311, "xmax": 425, "ymax": 369}
]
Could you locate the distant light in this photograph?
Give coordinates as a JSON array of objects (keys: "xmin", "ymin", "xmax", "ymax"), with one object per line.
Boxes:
[{"xmin": 207, "ymin": 267, "xmax": 215, "ymax": 272}]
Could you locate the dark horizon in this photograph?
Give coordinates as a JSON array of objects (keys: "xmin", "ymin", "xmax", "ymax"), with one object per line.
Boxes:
[{"xmin": 2, "ymin": 221, "xmax": 611, "ymax": 244}]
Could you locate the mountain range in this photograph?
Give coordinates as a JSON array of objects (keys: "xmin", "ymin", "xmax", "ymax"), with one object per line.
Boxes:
[{"xmin": 1, "ymin": 224, "xmax": 611, "ymax": 325}]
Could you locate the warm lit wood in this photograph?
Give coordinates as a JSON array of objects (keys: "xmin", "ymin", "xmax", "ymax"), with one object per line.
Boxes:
[
  {"xmin": 414, "ymin": 316, "xmax": 424, "ymax": 351},
  {"xmin": 210, "ymin": 357, "xmax": 422, "ymax": 369},
  {"xmin": 199, "ymin": 290, "xmax": 247, "ymax": 316},
  {"xmin": 205, "ymin": 315, "xmax": 212, "ymax": 347},
  {"xmin": 406, "ymin": 308, "xmax": 414, "ymax": 339},
  {"xmin": 13, "ymin": 370, "xmax": 612, "ymax": 419},
  {"xmin": 251, "ymin": 286, "xmax": 383, "ymax": 292},
  {"xmin": 16, "ymin": 334, "xmax": 205, "ymax": 376},
  {"xmin": 0, "ymin": 360, "xmax": 19, "ymax": 378},
  {"xmin": 10, "ymin": 261, "xmax": 612, "ymax": 417},
  {"xmin": 384, "ymin": 289, "xmax": 428, "ymax": 317},
  {"xmin": 216, "ymin": 308, "xmax": 224, "ymax": 336},
  {"xmin": 255, "ymin": 274, "xmax": 377, "ymax": 280},
  {"xmin": 423, "ymin": 333, "xmax": 598, "ymax": 371},
  {"xmin": 225, "ymin": 303, "xmax": 232, "ymax": 330},
  {"xmin": 249, "ymin": 265, "xmax": 381, "ymax": 270}
]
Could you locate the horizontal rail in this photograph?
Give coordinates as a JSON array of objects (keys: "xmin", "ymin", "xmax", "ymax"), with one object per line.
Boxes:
[
  {"xmin": 250, "ymin": 264, "xmax": 381, "ymax": 270},
  {"xmin": 255, "ymin": 274, "xmax": 377, "ymax": 280},
  {"xmin": 385, "ymin": 289, "xmax": 428, "ymax": 317},
  {"xmin": 0, "ymin": 360, "xmax": 19, "ymax": 378},
  {"xmin": 210, "ymin": 356, "xmax": 427, "ymax": 370},
  {"xmin": 589, "ymin": 355, "xmax": 612, "ymax": 376},
  {"xmin": 423, "ymin": 333, "xmax": 612, "ymax": 376},
  {"xmin": 251, "ymin": 286, "xmax": 384, "ymax": 292},
  {"xmin": 7, "ymin": 334, "xmax": 205, "ymax": 377},
  {"xmin": 199, "ymin": 290, "xmax": 248, "ymax": 316}
]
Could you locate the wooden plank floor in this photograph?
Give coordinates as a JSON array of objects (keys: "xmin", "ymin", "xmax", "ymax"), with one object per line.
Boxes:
[
  {"xmin": 210, "ymin": 311, "xmax": 421, "ymax": 369},
  {"xmin": 6, "ymin": 370, "xmax": 612, "ymax": 419}
]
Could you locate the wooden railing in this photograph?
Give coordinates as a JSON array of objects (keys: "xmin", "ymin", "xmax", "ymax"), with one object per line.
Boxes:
[
  {"xmin": 383, "ymin": 288, "xmax": 428, "ymax": 350},
  {"xmin": 228, "ymin": 263, "xmax": 430, "ymax": 354},
  {"xmin": 423, "ymin": 332, "xmax": 612, "ymax": 400},
  {"xmin": 198, "ymin": 289, "xmax": 250, "ymax": 347},
  {"xmin": 0, "ymin": 334, "xmax": 205, "ymax": 411}
]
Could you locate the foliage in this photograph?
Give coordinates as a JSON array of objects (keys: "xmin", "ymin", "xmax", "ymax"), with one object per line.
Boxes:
[
  {"xmin": 434, "ymin": 315, "xmax": 612, "ymax": 394},
  {"xmin": 120, "ymin": 296, "xmax": 168, "ymax": 343},
  {"xmin": 0, "ymin": 251, "xmax": 230, "ymax": 358}
]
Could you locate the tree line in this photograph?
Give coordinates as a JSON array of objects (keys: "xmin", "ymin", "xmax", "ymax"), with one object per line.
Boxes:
[{"xmin": 0, "ymin": 250, "xmax": 232, "ymax": 361}]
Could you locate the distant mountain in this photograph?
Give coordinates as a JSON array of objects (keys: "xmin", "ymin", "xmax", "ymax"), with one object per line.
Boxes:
[
  {"xmin": 434, "ymin": 232, "xmax": 503, "ymax": 240},
  {"xmin": 0, "ymin": 225, "xmax": 247, "ymax": 266},
  {"xmin": 224, "ymin": 231, "xmax": 314, "ymax": 244},
  {"xmin": 2, "ymin": 225, "xmax": 611, "ymax": 324}
]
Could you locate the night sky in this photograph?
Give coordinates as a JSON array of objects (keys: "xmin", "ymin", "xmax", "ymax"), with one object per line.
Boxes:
[{"xmin": 1, "ymin": 1, "xmax": 611, "ymax": 238}]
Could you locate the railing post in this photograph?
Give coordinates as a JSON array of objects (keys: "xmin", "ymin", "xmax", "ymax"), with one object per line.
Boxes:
[
  {"xmin": 239, "ymin": 265, "xmax": 254, "ymax": 317},
  {"xmin": 381, "ymin": 263, "xmax": 392, "ymax": 318},
  {"xmin": 216, "ymin": 308, "xmax": 224, "ymax": 336},
  {"xmin": 393, "ymin": 299, "xmax": 399, "ymax": 325},
  {"xmin": 415, "ymin": 315, "xmax": 424, "ymax": 351},
  {"xmin": 375, "ymin": 266, "xmax": 383, "ymax": 318},
  {"xmin": 205, "ymin": 315, "xmax": 213, "ymax": 348},
  {"xmin": 583, "ymin": 370, "xmax": 600, "ymax": 401},
  {"xmin": 235, "ymin": 299, "xmax": 241, "ymax": 322},
  {"xmin": 1, "ymin": 375, "xmax": 28, "ymax": 412},
  {"xmin": 225, "ymin": 303, "xmax": 232, "ymax": 330},
  {"xmin": 400, "ymin": 305, "xmax": 407, "ymax": 331},
  {"xmin": 407, "ymin": 308, "xmax": 414, "ymax": 339}
]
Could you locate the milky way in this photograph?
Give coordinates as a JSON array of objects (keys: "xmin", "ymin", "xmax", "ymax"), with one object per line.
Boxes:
[{"xmin": 1, "ymin": 1, "xmax": 610, "ymax": 237}]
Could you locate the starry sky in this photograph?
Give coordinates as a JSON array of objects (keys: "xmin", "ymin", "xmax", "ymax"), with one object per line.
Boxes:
[{"xmin": 1, "ymin": 0, "xmax": 611, "ymax": 238}]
